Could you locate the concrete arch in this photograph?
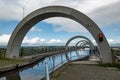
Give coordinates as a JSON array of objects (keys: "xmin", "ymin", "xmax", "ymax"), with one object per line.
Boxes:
[
  {"xmin": 75, "ymin": 40, "xmax": 88, "ymax": 46},
  {"xmin": 65, "ymin": 36, "xmax": 94, "ymax": 59},
  {"xmin": 6, "ymin": 6, "xmax": 112, "ymax": 63},
  {"xmin": 75, "ymin": 40, "xmax": 94, "ymax": 50},
  {"xmin": 80, "ymin": 41, "xmax": 92, "ymax": 49},
  {"xmin": 65, "ymin": 36, "xmax": 94, "ymax": 49}
]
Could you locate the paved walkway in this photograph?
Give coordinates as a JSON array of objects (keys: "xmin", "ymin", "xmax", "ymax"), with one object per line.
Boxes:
[{"xmin": 55, "ymin": 61, "xmax": 120, "ymax": 80}]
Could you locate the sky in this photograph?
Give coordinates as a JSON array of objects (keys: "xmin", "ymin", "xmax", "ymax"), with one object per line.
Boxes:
[{"xmin": 0, "ymin": 0, "xmax": 120, "ymax": 46}]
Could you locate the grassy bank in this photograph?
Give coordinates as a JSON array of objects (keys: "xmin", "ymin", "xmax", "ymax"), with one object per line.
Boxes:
[
  {"xmin": 97, "ymin": 63, "xmax": 120, "ymax": 69},
  {"xmin": 0, "ymin": 58, "xmax": 27, "ymax": 67}
]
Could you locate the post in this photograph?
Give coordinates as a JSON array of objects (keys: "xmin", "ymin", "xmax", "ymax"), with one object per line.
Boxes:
[
  {"xmin": 70, "ymin": 52, "xmax": 72, "ymax": 59},
  {"xmin": 45, "ymin": 61, "xmax": 50, "ymax": 80},
  {"xmin": 52, "ymin": 56, "xmax": 55, "ymax": 72},
  {"xmin": 61, "ymin": 54, "xmax": 63, "ymax": 64}
]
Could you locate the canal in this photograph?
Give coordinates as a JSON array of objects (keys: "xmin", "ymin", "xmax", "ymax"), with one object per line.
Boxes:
[{"xmin": 0, "ymin": 50, "xmax": 89, "ymax": 80}]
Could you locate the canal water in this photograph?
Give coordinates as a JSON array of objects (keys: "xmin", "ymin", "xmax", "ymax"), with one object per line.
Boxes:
[{"xmin": 0, "ymin": 50, "xmax": 89, "ymax": 80}]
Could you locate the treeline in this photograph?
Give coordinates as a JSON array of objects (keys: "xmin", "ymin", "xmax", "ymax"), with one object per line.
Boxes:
[
  {"xmin": 0, "ymin": 46, "xmax": 77, "ymax": 58},
  {"xmin": 0, "ymin": 48, "xmax": 6, "ymax": 58},
  {"xmin": 20, "ymin": 46, "xmax": 66, "ymax": 56}
]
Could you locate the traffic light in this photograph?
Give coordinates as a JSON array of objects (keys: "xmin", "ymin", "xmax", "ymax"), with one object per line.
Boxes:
[{"xmin": 99, "ymin": 33, "xmax": 103, "ymax": 42}]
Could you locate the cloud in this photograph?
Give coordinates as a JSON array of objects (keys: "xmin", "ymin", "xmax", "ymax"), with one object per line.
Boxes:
[
  {"xmin": 0, "ymin": 0, "xmax": 118, "ymax": 19},
  {"xmin": 47, "ymin": 39, "xmax": 63, "ymax": 44},
  {"xmin": 22, "ymin": 37, "xmax": 46, "ymax": 45},
  {"xmin": 0, "ymin": 0, "xmax": 119, "ymax": 33},
  {"xmin": 89, "ymin": 1, "xmax": 120, "ymax": 26},
  {"xmin": 44, "ymin": 17, "xmax": 87, "ymax": 32},
  {"xmin": 1, "ymin": 34, "xmax": 120, "ymax": 46},
  {"xmin": 107, "ymin": 39, "xmax": 120, "ymax": 44},
  {"xmin": 0, "ymin": 34, "xmax": 11, "ymax": 45},
  {"xmin": 0, "ymin": 34, "xmax": 65, "ymax": 46},
  {"xmin": 92, "ymin": 39, "xmax": 120, "ymax": 45},
  {"xmin": 0, "ymin": 0, "xmax": 23, "ymax": 20},
  {"xmin": 22, "ymin": 37, "xmax": 65, "ymax": 46},
  {"xmin": 30, "ymin": 27, "xmax": 42, "ymax": 32}
]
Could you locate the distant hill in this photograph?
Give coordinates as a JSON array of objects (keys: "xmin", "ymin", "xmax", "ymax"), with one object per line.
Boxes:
[
  {"xmin": 0, "ymin": 45, "xmax": 65, "ymax": 48},
  {"xmin": 1, "ymin": 43, "xmax": 120, "ymax": 48}
]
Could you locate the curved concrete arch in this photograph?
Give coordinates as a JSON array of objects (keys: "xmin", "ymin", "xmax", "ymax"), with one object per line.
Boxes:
[
  {"xmin": 79, "ymin": 42, "xmax": 86, "ymax": 49},
  {"xmin": 75, "ymin": 40, "xmax": 94, "ymax": 50},
  {"xmin": 6, "ymin": 6, "xmax": 112, "ymax": 63},
  {"xmin": 80, "ymin": 41, "xmax": 92, "ymax": 49},
  {"xmin": 81, "ymin": 41, "xmax": 91, "ymax": 47},
  {"xmin": 75, "ymin": 40, "xmax": 88, "ymax": 46},
  {"xmin": 65, "ymin": 36, "xmax": 94, "ymax": 49}
]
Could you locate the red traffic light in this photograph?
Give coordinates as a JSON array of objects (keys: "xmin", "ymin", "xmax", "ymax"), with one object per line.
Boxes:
[
  {"xmin": 99, "ymin": 33, "xmax": 103, "ymax": 38},
  {"xmin": 99, "ymin": 33, "xmax": 103, "ymax": 42}
]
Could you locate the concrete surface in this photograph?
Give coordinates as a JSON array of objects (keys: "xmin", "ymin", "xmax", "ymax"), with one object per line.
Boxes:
[{"xmin": 56, "ymin": 62, "xmax": 120, "ymax": 80}]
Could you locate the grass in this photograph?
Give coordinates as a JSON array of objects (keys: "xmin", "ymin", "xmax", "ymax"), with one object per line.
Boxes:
[
  {"xmin": 97, "ymin": 63, "xmax": 120, "ymax": 69},
  {"xmin": 0, "ymin": 58, "xmax": 27, "ymax": 67}
]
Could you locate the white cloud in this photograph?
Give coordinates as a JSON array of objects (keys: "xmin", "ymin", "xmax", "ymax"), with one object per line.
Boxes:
[
  {"xmin": 22, "ymin": 37, "xmax": 46, "ymax": 45},
  {"xmin": 23, "ymin": 37, "xmax": 65, "ymax": 46},
  {"xmin": 0, "ymin": 0, "xmax": 23, "ymax": 20},
  {"xmin": 89, "ymin": 1, "xmax": 120, "ymax": 26},
  {"xmin": 0, "ymin": 34, "xmax": 11, "ymax": 45},
  {"xmin": 44, "ymin": 17, "xmax": 87, "ymax": 32},
  {"xmin": 47, "ymin": 39, "xmax": 63, "ymax": 44},
  {"xmin": 0, "ymin": 34, "xmax": 65, "ymax": 46},
  {"xmin": 93, "ymin": 39, "xmax": 120, "ymax": 45},
  {"xmin": 0, "ymin": 0, "xmax": 120, "ymax": 32},
  {"xmin": 30, "ymin": 27, "xmax": 42, "ymax": 32},
  {"xmin": 107, "ymin": 39, "xmax": 120, "ymax": 44},
  {"xmin": 1, "ymin": 34, "xmax": 120, "ymax": 46}
]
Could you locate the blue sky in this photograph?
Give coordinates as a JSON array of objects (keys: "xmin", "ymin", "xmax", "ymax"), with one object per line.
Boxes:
[{"xmin": 0, "ymin": 0, "xmax": 120, "ymax": 46}]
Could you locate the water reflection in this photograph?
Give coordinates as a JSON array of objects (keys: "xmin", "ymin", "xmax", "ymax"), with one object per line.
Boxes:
[{"xmin": 0, "ymin": 50, "xmax": 89, "ymax": 80}]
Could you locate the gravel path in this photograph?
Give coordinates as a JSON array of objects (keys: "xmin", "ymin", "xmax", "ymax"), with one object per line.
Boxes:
[{"xmin": 56, "ymin": 62, "xmax": 120, "ymax": 80}]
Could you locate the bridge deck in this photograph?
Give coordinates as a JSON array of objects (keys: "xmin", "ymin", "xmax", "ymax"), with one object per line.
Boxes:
[{"xmin": 54, "ymin": 61, "xmax": 120, "ymax": 80}]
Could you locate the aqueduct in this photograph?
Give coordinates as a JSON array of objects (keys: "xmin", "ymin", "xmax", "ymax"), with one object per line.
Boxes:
[{"xmin": 6, "ymin": 6, "xmax": 112, "ymax": 63}]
